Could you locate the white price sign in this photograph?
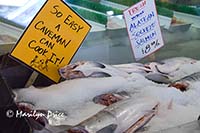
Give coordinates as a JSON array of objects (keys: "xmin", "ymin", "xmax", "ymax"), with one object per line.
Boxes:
[{"xmin": 123, "ymin": 0, "xmax": 164, "ymax": 61}]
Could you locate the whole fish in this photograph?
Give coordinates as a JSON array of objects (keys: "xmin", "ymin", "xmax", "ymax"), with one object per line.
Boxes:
[
  {"xmin": 67, "ymin": 98, "xmax": 159, "ymax": 133},
  {"xmin": 113, "ymin": 63, "xmax": 151, "ymax": 75},
  {"xmin": 59, "ymin": 61, "xmax": 153, "ymax": 80},
  {"xmin": 144, "ymin": 58, "xmax": 200, "ymax": 84},
  {"xmin": 144, "ymin": 57, "xmax": 197, "ymax": 75},
  {"xmin": 59, "ymin": 61, "xmax": 129, "ymax": 80}
]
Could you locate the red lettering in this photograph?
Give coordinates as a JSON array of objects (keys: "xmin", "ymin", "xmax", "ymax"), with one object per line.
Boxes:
[
  {"xmin": 141, "ymin": 0, "xmax": 146, "ymax": 7},
  {"xmin": 128, "ymin": 0, "xmax": 146, "ymax": 16}
]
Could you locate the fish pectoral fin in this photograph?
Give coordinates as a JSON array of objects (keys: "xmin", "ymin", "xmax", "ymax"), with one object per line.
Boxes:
[
  {"xmin": 88, "ymin": 72, "xmax": 112, "ymax": 78},
  {"xmin": 67, "ymin": 126, "xmax": 89, "ymax": 133},
  {"xmin": 46, "ymin": 125, "xmax": 73, "ymax": 133},
  {"xmin": 96, "ymin": 124, "xmax": 118, "ymax": 133},
  {"xmin": 145, "ymin": 73, "xmax": 171, "ymax": 84},
  {"xmin": 124, "ymin": 111, "xmax": 156, "ymax": 133}
]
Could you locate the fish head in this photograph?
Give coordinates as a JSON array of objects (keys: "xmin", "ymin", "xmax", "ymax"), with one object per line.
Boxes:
[
  {"xmin": 59, "ymin": 61, "xmax": 86, "ymax": 79},
  {"xmin": 16, "ymin": 102, "xmax": 48, "ymax": 131}
]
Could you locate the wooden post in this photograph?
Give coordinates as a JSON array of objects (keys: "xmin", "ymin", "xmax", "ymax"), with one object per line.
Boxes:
[{"xmin": 24, "ymin": 71, "xmax": 39, "ymax": 88}]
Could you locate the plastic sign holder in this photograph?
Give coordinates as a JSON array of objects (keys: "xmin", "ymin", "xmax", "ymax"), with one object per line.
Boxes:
[
  {"xmin": 123, "ymin": 0, "xmax": 164, "ymax": 61},
  {"xmin": 10, "ymin": 0, "xmax": 91, "ymax": 83}
]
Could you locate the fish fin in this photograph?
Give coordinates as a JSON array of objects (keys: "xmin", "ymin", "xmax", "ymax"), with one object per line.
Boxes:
[
  {"xmin": 155, "ymin": 65, "xmax": 169, "ymax": 75},
  {"xmin": 89, "ymin": 72, "xmax": 111, "ymax": 78},
  {"xmin": 67, "ymin": 126, "xmax": 89, "ymax": 133},
  {"xmin": 198, "ymin": 115, "xmax": 200, "ymax": 126},
  {"xmin": 125, "ymin": 112, "xmax": 155, "ymax": 133},
  {"xmin": 89, "ymin": 61, "xmax": 106, "ymax": 68},
  {"xmin": 96, "ymin": 124, "xmax": 117, "ymax": 133},
  {"xmin": 125, "ymin": 103, "xmax": 159, "ymax": 133},
  {"xmin": 46, "ymin": 125, "xmax": 74, "ymax": 133},
  {"xmin": 145, "ymin": 73, "xmax": 171, "ymax": 84}
]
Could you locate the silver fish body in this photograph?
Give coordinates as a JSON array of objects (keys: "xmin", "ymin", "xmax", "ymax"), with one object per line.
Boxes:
[
  {"xmin": 67, "ymin": 98, "xmax": 159, "ymax": 133},
  {"xmin": 160, "ymin": 57, "xmax": 197, "ymax": 65},
  {"xmin": 113, "ymin": 63, "xmax": 151, "ymax": 75},
  {"xmin": 14, "ymin": 76, "xmax": 133, "ymax": 111},
  {"xmin": 175, "ymin": 72, "xmax": 200, "ymax": 83},
  {"xmin": 169, "ymin": 72, "xmax": 200, "ymax": 91}
]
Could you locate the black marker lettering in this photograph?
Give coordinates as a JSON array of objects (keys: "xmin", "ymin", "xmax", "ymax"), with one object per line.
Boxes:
[
  {"xmin": 55, "ymin": 24, "xmax": 61, "ymax": 32},
  {"xmin": 28, "ymin": 40, "xmax": 48, "ymax": 56},
  {"xmin": 64, "ymin": 15, "xmax": 84, "ymax": 33}
]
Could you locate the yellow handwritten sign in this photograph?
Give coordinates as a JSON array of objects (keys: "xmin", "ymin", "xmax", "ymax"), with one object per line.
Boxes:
[{"xmin": 10, "ymin": 0, "xmax": 91, "ymax": 82}]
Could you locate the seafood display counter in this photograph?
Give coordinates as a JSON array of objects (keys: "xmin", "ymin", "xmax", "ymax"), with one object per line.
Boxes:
[
  {"xmin": 1, "ymin": 1, "xmax": 200, "ymax": 133},
  {"xmin": 1, "ymin": 24, "xmax": 200, "ymax": 133},
  {"xmin": 2, "ymin": 55, "xmax": 200, "ymax": 133}
]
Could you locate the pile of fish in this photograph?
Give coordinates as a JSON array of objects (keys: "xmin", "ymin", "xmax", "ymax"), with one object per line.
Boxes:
[{"xmin": 13, "ymin": 57, "xmax": 200, "ymax": 133}]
